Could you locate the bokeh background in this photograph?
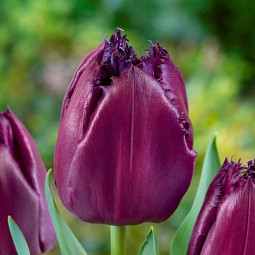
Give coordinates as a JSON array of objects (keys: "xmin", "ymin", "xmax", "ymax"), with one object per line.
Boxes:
[{"xmin": 1, "ymin": 0, "xmax": 255, "ymax": 254}]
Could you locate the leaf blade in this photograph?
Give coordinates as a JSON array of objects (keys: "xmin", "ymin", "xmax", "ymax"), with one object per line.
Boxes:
[
  {"xmin": 171, "ymin": 133, "xmax": 221, "ymax": 255},
  {"xmin": 139, "ymin": 227, "xmax": 159, "ymax": 255},
  {"xmin": 45, "ymin": 169, "xmax": 87, "ymax": 255},
  {"xmin": 8, "ymin": 216, "xmax": 30, "ymax": 255}
]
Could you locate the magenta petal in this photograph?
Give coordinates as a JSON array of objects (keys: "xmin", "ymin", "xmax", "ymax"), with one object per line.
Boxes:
[
  {"xmin": 55, "ymin": 65, "xmax": 196, "ymax": 225},
  {"xmin": 201, "ymin": 177, "xmax": 255, "ymax": 255},
  {"xmin": 160, "ymin": 57, "xmax": 189, "ymax": 113},
  {"xmin": 61, "ymin": 44, "xmax": 104, "ymax": 119},
  {"xmin": 160, "ymin": 57, "xmax": 193, "ymax": 149},
  {"xmin": 188, "ymin": 158, "xmax": 255, "ymax": 255},
  {"xmin": 0, "ymin": 109, "xmax": 55, "ymax": 254},
  {"xmin": 55, "ymin": 29, "xmax": 196, "ymax": 225},
  {"xmin": 54, "ymin": 57, "xmax": 103, "ymax": 205},
  {"xmin": 0, "ymin": 145, "xmax": 40, "ymax": 254},
  {"xmin": 141, "ymin": 42, "xmax": 193, "ymax": 149},
  {"xmin": 187, "ymin": 159, "xmax": 230, "ymax": 255}
]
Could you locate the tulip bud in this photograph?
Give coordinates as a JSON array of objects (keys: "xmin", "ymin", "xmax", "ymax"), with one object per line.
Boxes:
[
  {"xmin": 188, "ymin": 158, "xmax": 255, "ymax": 255},
  {"xmin": 0, "ymin": 108, "xmax": 55, "ymax": 254},
  {"xmin": 54, "ymin": 29, "xmax": 196, "ymax": 225}
]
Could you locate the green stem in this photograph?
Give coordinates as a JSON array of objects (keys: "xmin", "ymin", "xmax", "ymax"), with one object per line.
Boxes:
[{"xmin": 110, "ymin": 225, "xmax": 127, "ymax": 255}]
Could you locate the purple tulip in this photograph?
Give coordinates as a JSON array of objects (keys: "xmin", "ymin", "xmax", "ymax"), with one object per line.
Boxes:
[
  {"xmin": 54, "ymin": 29, "xmax": 196, "ymax": 225},
  {"xmin": 0, "ymin": 108, "xmax": 55, "ymax": 255},
  {"xmin": 188, "ymin": 158, "xmax": 255, "ymax": 255}
]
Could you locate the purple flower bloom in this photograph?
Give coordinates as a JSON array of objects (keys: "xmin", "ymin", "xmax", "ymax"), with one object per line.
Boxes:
[
  {"xmin": 54, "ymin": 29, "xmax": 196, "ymax": 225},
  {"xmin": 0, "ymin": 108, "xmax": 55, "ymax": 255},
  {"xmin": 188, "ymin": 158, "xmax": 255, "ymax": 255}
]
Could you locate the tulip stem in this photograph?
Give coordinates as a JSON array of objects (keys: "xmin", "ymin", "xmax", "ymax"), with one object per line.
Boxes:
[{"xmin": 110, "ymin": 225, "xmax": 127, "ymax": 255}]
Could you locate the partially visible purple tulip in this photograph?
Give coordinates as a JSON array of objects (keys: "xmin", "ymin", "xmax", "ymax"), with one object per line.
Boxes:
[
  {"xmin": 54, "ymin": 29, "xmax": 197, "ymax": 225},
  {"xmin": 188, "ymin": 158, "xmax": 255, "ymax": 255},
  {"xmin": 0, "ymin": 108, "xmax": 55, "ymax": 255}
]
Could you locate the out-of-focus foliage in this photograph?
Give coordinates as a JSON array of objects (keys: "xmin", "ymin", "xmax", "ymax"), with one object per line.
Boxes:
[{"xmin": 0, "ymin": 0, "xmax": 255, "ymax": 254}]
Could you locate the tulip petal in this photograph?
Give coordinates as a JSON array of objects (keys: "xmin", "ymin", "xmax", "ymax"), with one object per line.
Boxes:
[
  {"xmin": 160, "ymin": 56, "xmax": 193, "ymax": 149},
  {"xmin": 160, "ymin": 57, "xmax": 189, "ymax": 113},
  {"xmin": 188, "ymin": 159, "xmax": 255, "ymax": 255},
  {"xmin": 55, "ymin": 29, "xmax": 196, "ymax": 225},
  {"xmin": 55, "ymin": 58, "xmax": 103, "ymax": 205},
  {"xmin": 0, "ymin": 144, "xmax": 40, "ymax": 254},
  {"xmin": 61, "ymin": 43, "xmax": 105, "ymax": 119},
  {"xmin": 4, "ymin": 108, "xmax": 56, "ymax": 253},
  {"xmin": 0, "ymin": 113, "xmax": 14, "ymax": 153},
  {"xmin": 0, "ymin": 109, "xmax": 56, "ymax": 254},
  {"xmin": 187, "ymin": 159, "xmax": 229, "ymax": 255},
  {"xmin": 141, "ymin": 43, "xmax": 192, "ymax": 149},
  {"xmin": 200, "ymin": 177, "xmax": 255, "ymax": 255},
  {"xmin": 56, "ymin": 65, "xmax": 196, "ymax": 225}
]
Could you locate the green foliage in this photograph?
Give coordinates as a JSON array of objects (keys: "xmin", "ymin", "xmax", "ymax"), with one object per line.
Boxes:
[
  {"xmin": 45, "ymin": 169, "xmax": 87, "ymax": 255},
  {"xmin": 139, "ymin": 227, "xmax": 159, "ymax": 255},
  {"xmin": 171, "ymin": 134, "xmax": 221, "ymax": 255},
  {"xmin": 8, "ymin": 216, "xmax": 30, "ymax": 255}
]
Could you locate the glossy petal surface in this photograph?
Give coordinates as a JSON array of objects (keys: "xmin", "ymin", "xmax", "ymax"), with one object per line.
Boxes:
[
  {"xmin": 61, "ymin": 44, "xmax": 104, "ymax": 119},
  {"xmin": 0, "ymin": 109, "xmax": 55, "ymax": 254},
  {"xmin": 201, "ymin": 178, "xmax": 255, "ymax": 255},
  {"xmin": 188, "ymin": 159, "xmax": 255, "ymax": 255},
  {"xmin": 55, "ymin": 30, "xmax": 196, "ymax": 225},
  {"xmin": 55, "ymin": 65, "xmax": 196, "ymax": 225},
  {"xmin": 187, "ymin": 159, "xmax": 228, "ymax": 255}
]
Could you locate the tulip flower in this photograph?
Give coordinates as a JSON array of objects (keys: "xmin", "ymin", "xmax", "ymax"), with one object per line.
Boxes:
[
  {"xmin": 54, "ymin": 28, "xmax": 196, "ymax": 225},
  {"xmin": 188, "ymin": 158, "xmax": 255, "ymax": 255},
  {"xmin": 0, "ymin": 108, "xmax": 55, "ymax": 254}
]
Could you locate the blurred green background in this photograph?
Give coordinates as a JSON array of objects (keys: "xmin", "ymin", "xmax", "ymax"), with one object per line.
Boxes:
[{"xmin": 1, "ymin": 0, "xmax": 255, "ymax": 254}]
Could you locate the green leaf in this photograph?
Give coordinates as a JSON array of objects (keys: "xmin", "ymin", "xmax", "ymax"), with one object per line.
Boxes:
[
  {"xmin": 139, "ymin": 227, "xmax": 159, "ymax": 255},
  {"xmin": 45, "ymin": 169, "xmax": 88, "ymax": 255},
  {"xmin": 171, "ymin": 133, "xmax": 221, "ymax": 255},
  {"xmin": 8, "ymin": 216, "xmax": 30, "ymax": 255}
]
